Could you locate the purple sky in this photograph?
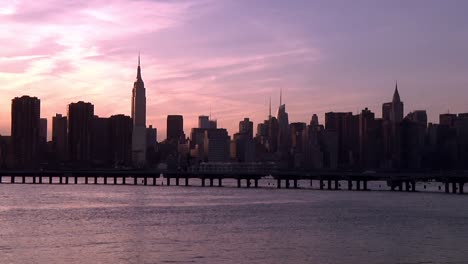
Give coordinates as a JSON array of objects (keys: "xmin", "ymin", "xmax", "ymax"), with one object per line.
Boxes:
[{"xmin": 1, "ymin": 0, "xmax": 467, "ymax": 141}]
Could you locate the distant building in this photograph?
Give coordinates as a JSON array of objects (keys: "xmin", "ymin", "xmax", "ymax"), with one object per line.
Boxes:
[
  {"xmin": 359, "ymin": 108, "xmax": 378, "ymax": 168},
  {"xmin": 290, "ymin": 122, "xmax": 306, "ymax": 168},
  {"xmin": 68, "ymin": 101, "xmax": 94, "ymax": 166},
  {"xmin": 232, "ymin": 132, "xmax": 255, "ymax": 162},
  {"xmin": 311, "ymin": 114, "xmax": 319, "ymax": 127},
  {"xmin": 321, "ymin": 130, "xmax": 338, "ymax": 169},
  {"xmin": 109, "ymin": 114, "xmax": 133, "ymax": 166},
  {"xmin": 131, "ymin": 55, "xmax": 147, "ymax": 167},
  {"xmin": 239, "ymin": 118, "xmax": 254, "ymax": 139},
  {"xmin": 204, "ymin": 129, "xmax": 230, "ymax": 162},
  {"xmin": 167, "ymin": 115, "xmax": 184, "ymax": 142},
  {"xmin": 52, "ymin": 114, "xmax": 67, "ymax": 162},
  {"xmin": 325, "ymin": 111, "xmax": 358, "ymax": 168},
  {"xmin": 209, "ymin": 119, "xmax": 217, "ymax": 129},
  {"xmin": 406, "ymin": 110, "xmax": 428, "ymax": 127},
  {"xmin": 440, "ymin": 113, "xmax": 457, "ymax": 128},
  {"xmin": 381, "ymin": 83, "xmax": 405, "ymax": 168},
  {"xmin": 11, "ymin": 96, "xmax": 40, "ymax": 169},
  {"xmin": 198, "ymin": 115, "xmax": 210, "ymax": 129},
  {"xmin": 146, "ymin": 125, "xmax": 157, "ymax": 148},
  {"xmin": 303, "ymin": 115, "xmax": 323, "ymax": 169},
  {"xmin": 91, "ymin": 116, "xmax": 111, "ymax": 166},
  {"xmin": 277, "ymin": 99, "xmax": 290, "ymax": 155},
  {"xmin": 39, "ymin": 118, "xmax": 47, "ymax": 144}
]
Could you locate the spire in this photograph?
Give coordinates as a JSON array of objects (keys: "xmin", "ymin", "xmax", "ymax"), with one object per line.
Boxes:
[
  {"xmin": 136, "ymin": 53, "xmax": 142, "ymax": 81},
  {"xmin": 393, "ymin": 80, "xmax": 401, "ymax": 102},
  {"xmin": 269, "ymin": 96, "xmax": 272, "ymax": 119}
]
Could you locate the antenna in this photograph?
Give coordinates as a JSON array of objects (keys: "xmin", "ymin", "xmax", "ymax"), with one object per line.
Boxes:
[
  {"xmin": 269, "ymin": 96, "xmax": 272, "ymax": 118},
  {"xmin": 138, "ymin": 51, "xmax": 140, "ymax": 66}
]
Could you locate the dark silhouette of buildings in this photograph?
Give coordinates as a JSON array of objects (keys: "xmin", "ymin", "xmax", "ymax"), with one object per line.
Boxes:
[
  {"xmin": 325, "ymin": 111, "xmax": 358, "ymax": 168},
  {"xmin": 68, "ymin": 101, "xmax": 94, "ymax": 167},
  {"xmin": 198, "ymin": 115, "xmax": 210, "ymax": 129},
  {"xmin": 204, "ymin": 129, "xmax": 230, "ymax": 162},
  {"xmin": 3, "ymin": 80, "xmax": 468, "ymax": 172},
  {"xmin": 131, "ymin": 55, "xmax": 147, "ymax": 167},
  {"xmin": 11, "ymin": 96, "xmax": 40, "ymax": 169},
  {"xmin": 167, "ymin": 115, "xmax": 184, "ymax": 142},
  {"xmin": 109, "ymin": 114, "xmax": 133, "ymax": 167},
  {"xmin": 146, "ymin": 125, "xmax": 157, "ymax": 148},
  {"xmin": 52, "ymin": 114, "xmax": 68, "ymax": 162},
  {"xmin": 381, "ymin": 83, "xmax": 404, "ymax": 168},
  {"xmin": 277, "ymin": 90, "xmax": 290, "ymax": 156},
  {"xmin": 239, "ymin": 118, "xmax": 253, "ymax": 139},
  {"xmin": 232, "ymin": 118, "xmax": 255, "ymax": 162},
  {"xmin": 39, "ymin": 118, "xmax": 47, "ymax": 144},
  {"xmin": 91, "ymin": 116, "xmax": 111, "ymax": 166}
]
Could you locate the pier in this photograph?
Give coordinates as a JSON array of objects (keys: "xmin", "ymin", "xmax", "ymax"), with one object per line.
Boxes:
[{"xmin": 0, "ymin": 170, "xmax": 466, "ymax": 194}]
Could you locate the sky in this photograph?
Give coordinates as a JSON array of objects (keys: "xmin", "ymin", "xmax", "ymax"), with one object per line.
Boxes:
[{"xmin": 1, "ymin": 0, "xmax": 467, "ymax": 141}]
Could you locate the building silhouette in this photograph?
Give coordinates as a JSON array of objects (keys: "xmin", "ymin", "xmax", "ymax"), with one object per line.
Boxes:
[
  {"xmin": 131, "ymin": 55, "xmax": 147, "ymax": 167},
  {"xmin": 109, "ymin": 114, "xmax": 133, "ymax": 167},
  {"xmin": 277, "ymin": 90, "xmax": 290, "ymax": 155},
  {"xmin": 4, "ymin": 80, "xmax": 468, "ymax": 171},
  {"xmin": 204, "ymin": 129, "xmax": 230, "ymax": 162},
  {"xmin": 146, "ymin": 125, "xmax": 157, "ymax": 148},
  {"xmin": 239, "ymin": 118, "xmax": 253, "ymax": 139},
  {"xmin": 68, "ymin": 101, "xmax": 94, "ymax": 167},
  {"xmin": 52, "ymin": 114, "xmax": 67, "ymax": 162},
  {"xmin": 325, "ymin": 111, "xmax": 358, "ymax": 168},
  {"xmin": 198, "ymin": 115, "xmax": 210, "ymax": 129},
  {"xmin": 303, "ymin": 115, "xmax": 324, "ymax": 169},
  {"xmin": 91, "ymin": 116, "xmax": 111, "ymax": 166},
  {"xmin": 167, "ymin": 115, "xmax": 184, "ymax": 142},
  {"xmin": 39, "ymin": 118, "xmax": 47, "ymax": 144},
  {"xmin": 382, "ymin": 83, "xmax": 404, "ymax": 168},
  {"xmin": 11, "ymin": 96, "xmax": 40, "ymax": 169}
]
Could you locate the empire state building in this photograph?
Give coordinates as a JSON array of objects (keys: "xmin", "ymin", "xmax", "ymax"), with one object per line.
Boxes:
[{"xmin": 131, "ymin": 55, "xmax": 147, "ymax": 167}]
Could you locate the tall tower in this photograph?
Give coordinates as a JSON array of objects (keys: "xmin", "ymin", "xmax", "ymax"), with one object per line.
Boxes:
[
  {"xmin": 390, "ymin": 81, "xmax": 404, "ymax": 123},
  {"xmin": 11, "ymin": 96, "xmax": 41, "ymax": 168},
  {"xmin": 131, "ymin": 54, "xmax": 147, "ymax": 167},
  {"xmin": 68, "ymin": 101, "xmax": 94, "ymax": 167},
  {"xmin": 277, "ymin": 89, "xmax": 290, "ymax": 154}
]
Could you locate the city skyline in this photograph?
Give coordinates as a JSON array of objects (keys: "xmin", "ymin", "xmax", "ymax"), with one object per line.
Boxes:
[{"xmin": 1, "ymin": 0, "xmax": 468, "ymax": 140}]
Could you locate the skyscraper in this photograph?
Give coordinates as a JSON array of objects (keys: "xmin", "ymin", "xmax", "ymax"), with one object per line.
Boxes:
[
  {"xmin": 239, "ymin": 118, "xmax": 253, "ymax": 139},
  {"xmin": 109, "ymin": 114, "xmax": 133, "ymax": 166},
  {"xmin": 198, "ymin": 115, "xmax": 210, "ymax": 129},
  {"xmin": 277, "ymin": 89, "xmax": 290, "ymax": 154},
  {"xmin": 39, "ymin": 118, "xmax": 47, "ymax": 144},
  {"xmin": 146, "ymin": 125, "xmax": 157, "ymax": 148},
  {"xmin": 358, "ymin": 107, "xmax": 378, "ymax": 168},
  {"xmin": 391, "ymin": 82, "xmax": 404, "ymax": 123},
  {"xmin": 91, "ymin": 116, "xmax": 111, "ymax": 165},
  {"xmin": 52, "ymin": 114, "xmax": 67, "ymax": 162},
  {"xmin": 68, "ymin": 101, "xmax": 94, "ymax": 166},
  {"xmin": 204, "ymin": 128, "xmax": 230, "ymax": 162},
  {"xmin": 11, "ymin": 96, "xmax": 40, "ymax": 168},
  {"xmin": 325, "ymin": 111, "xmax": 358, "ymax": 167},
  {"xmin": 167, "ymin": 115, "xmax": 184, "ymax": 142},
  {"xmin": 381, "ymin": 82, "xmax": 404, "ymax": 168},
  {"xmin": 131, "ymin": 55, "xmax": 147, "ymax": 167},
  {"xmin": 406, "ymin": 110, "xmax": 428, "ymax": 127}
]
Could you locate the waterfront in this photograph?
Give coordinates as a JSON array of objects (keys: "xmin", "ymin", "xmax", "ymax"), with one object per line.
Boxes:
[{"xmin": 1, "ymin": 183, "xmax": 467, "ymax": 264}]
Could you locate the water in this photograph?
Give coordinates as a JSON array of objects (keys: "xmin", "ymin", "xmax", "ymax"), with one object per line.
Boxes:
[{"xmin": 0, "ymin": 183, "xmax": 467, "ymax": 264}]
